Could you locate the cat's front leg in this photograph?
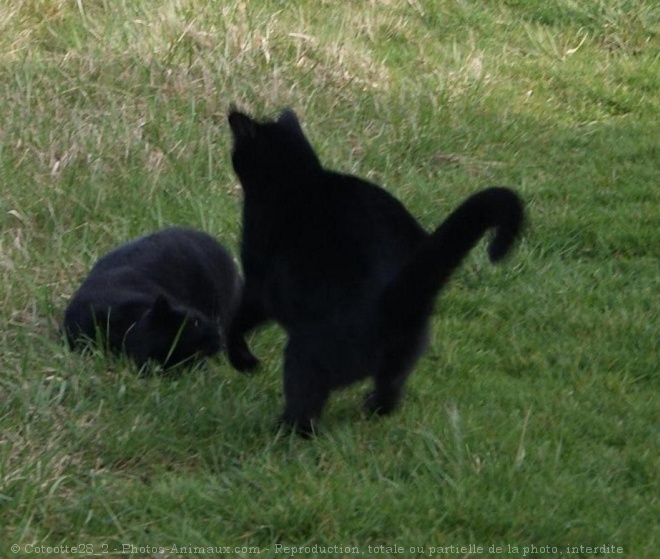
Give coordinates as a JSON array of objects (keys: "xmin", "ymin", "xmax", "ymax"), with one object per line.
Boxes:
[
  {"xmin": 227, "ymin": 329, "xmax": 259, "ymax": 372},
  {"xmin": 226, "ymin": 285, "xmax": 268, "ymax": 372},
  {"xmin": 280, "ymin": 339, "xmax": 330, "ymax": 437}
]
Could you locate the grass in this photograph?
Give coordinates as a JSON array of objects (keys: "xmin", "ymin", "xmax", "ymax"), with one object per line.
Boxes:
[{"xmin": 1, "ymin": 0, "xmax": 658, "ymax": 557}]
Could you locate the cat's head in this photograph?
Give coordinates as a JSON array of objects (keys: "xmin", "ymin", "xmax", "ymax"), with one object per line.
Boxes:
[
  {"xmin": 227, "ymin": 108, "xmax": 321, "ymax": 187},
  {"xmin": 125, "ymin": 294, "xmax": 222, "ymax": 371}
]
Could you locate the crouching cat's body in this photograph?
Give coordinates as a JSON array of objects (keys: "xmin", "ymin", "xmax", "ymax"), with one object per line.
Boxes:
[
  {"xmin": 64, "ymin": 227, "xmax": 242, "ymax": 369},
  {"xmin": 227, "ymin": 109, "xmax": 525, "ymax": 435}
]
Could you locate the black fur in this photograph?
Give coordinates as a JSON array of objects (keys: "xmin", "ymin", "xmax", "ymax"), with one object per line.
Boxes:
[
  {"xmin": 63, "ymin": 227, "xmax": 242, "ymax": 370},
  {"xmin": 227, "ymin": 108, "xmax": 525, "ymax": 435}
]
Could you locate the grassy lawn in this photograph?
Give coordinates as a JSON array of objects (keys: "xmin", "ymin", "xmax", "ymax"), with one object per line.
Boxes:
[{"xmin": 1, "ymin": 1, "xmax": 658, "ymax": 557}]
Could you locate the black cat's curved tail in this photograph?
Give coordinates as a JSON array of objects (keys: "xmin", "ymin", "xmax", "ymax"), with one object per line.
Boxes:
[{"xmin": 381, "ymin": 187, "xmax": 524, "ymax": 330}]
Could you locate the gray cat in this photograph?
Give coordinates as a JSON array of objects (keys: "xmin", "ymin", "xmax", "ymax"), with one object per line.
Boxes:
[{"xmin": 64, "ymin": 227, "xmax": 242, "ymax": 370}]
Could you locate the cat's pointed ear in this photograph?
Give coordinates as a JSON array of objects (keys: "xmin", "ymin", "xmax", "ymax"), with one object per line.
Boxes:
[
  {"xmin": 228, "ymin": 110, "xmax": 257, "ymax": 141},
  {"xmin": 151, "ymin": 294, "xmax": 174, "ymax": 318},
  {"xmin": 277, "ymin": 109, "xmax": 304, "ymax": 135}
]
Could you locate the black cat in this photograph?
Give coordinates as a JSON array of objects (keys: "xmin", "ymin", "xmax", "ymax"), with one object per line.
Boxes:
[
  {"xmin": 227, "ymin": 108, "xmax": 524, "ymax": 435},
  {"xmin": 63, "ymin": 227, "xmax": 242, "ymax": 370}
]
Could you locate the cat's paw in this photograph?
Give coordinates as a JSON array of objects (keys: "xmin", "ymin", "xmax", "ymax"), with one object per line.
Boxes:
[
  {"xmin": 278, "ymin": 413, "xmax": 317, "ymax": 439},
  {"xmin": 227, "ymin": 343, "xmax": 260, "ymax": 373},
  {"xmin": 364, "ymin": 391, "xmax": 398, "ymax": 416},
  {"xmin": 232, "ymin": 352, "xmax": 260, "ymax": 372}
]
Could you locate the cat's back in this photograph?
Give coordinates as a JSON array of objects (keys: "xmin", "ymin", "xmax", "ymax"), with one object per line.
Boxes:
[
  {"xmin": 155, "ymin": 227, "xmax": 243, "ymax": 318},
  {"xmin": 71, "ymin": 227, "xmax": 240, "ymax": 313},
  {"xmin": 289, "ymin": 171, "xmax": 427, "ymax": 281},
  {"xmin": 252, "ymin": 170, "xmax": 427, "ymax": 326},
  {"xmin": 87, "ymin": 227, "xmax": 233, "ymax": 280},
  {"xmin": 165, "ymin": 227, "xmax": 239, "ymax": 279},
  {"xmin": 337, "ymin": 172, "xmax": 427, "ymax": 242}
]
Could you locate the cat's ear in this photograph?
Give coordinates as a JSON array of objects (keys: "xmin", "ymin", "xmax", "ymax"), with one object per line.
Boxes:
[
  {"xmin": 151, "ymin": 294, "xmax": 174, "ymax": 318},
  {"xmin": 228, "ymin": 110, "xmax": 257, "ymax": 141},
  {"xmin": 276, "ymin": 109, "xmax": 304, "ymax": 135}
]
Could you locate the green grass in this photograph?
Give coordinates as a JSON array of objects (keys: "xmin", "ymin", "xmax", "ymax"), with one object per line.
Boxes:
[{"xmin": 1, "ymin": 1, "xmax": 658, "ymax": 557}]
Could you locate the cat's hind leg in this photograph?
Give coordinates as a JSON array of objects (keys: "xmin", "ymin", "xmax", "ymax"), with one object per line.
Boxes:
[
  {"xmin": 365, "ymin": 371, "xmax": 408, "ymax": 416},
  {"xmin": 366, "ymin": 326, "xmax": 430, "ymax": 416}
]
